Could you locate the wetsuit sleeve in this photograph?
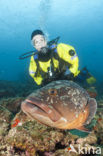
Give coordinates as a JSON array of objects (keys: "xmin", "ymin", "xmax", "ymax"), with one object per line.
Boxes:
[
  {"xmin": 69, "ymin": 54, "xmax": 80, "ymax": 77},
  {"xmin": 57, "ymin": 43, "xmax": 80, "ymax": 77},
  {"xmin": 29, "ymin": 56, "xmax": 43, "ymax": 85}
]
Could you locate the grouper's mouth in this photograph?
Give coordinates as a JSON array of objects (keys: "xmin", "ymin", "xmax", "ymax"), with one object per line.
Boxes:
[{"xmin": 21, "ymin": 97, "xmax": 61, "ymax": 122}]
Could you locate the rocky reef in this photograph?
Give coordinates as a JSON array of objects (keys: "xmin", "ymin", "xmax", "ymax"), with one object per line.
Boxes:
[
  {"xmin": 0, "ymin": 80, "xmax": 38, "ymax": 99},
  {"xmin": 0, "ymin": 80, "xmax": 103, "ymax": 156},
  {"xmin": 0, "ymin": 110, "xmax": 100, "ymax": 156}
]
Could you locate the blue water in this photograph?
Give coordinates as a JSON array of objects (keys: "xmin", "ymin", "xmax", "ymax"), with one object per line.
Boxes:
[{"xmin": 0, "ymin": 0, "xmax": 103, "ymax": 82}]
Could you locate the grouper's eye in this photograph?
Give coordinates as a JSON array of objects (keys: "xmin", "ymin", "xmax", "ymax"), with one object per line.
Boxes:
[{"xmin": 48, "ymin": 89, "xmax": 57, "ymax": 96}]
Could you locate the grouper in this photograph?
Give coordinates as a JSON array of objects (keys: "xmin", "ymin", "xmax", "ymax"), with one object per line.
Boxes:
[{"xmin": 21, "ymin": 80, "xmax": 97, "ymax": 132}]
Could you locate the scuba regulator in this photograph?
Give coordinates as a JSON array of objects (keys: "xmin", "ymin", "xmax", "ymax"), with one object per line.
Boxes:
[{"xmin": 19, "ymin": 36, "xmax": 60, "ymax": 60}]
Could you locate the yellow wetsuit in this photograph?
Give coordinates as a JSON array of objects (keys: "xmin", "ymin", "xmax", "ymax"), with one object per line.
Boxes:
[{"xmin": 29, "ymin": 43, "xmax": 80, "ymax": 85}]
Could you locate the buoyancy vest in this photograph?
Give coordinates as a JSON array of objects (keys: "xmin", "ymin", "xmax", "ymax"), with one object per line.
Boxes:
[{"xmin": 29, "ymin": 43, "xmax": 80, "ymax": 85}]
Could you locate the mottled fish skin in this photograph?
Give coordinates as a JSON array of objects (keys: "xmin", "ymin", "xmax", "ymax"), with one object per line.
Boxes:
[{"xmin": 21, "ymin": 80, "xmax": 97, "ymax": 131}]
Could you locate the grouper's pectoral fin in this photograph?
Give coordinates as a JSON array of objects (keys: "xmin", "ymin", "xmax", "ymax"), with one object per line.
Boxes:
[
  {"xmin": 75, "ymin": 126, "xmax": 91, "ymax": 133},
  {"xmin": 84, "ymin": 98, "xmax": 97, "ymax": 125}
]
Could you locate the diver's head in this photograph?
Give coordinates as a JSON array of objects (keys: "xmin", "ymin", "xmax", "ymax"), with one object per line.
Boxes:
[{"xmin": 31, "ymin": 30, "xmax": 47, "ymax": 51}]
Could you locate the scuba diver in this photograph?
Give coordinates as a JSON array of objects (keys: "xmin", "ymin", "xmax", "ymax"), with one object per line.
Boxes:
[
  {"xmin": 28, "ymin": 29, "xmax": 80, "ymax": 86},
  {"xmin": 19, "ymin": 29, "xmax": 96, "ymax": 87},
  {"xmin": 74, "ymin": 67, "xmax": 96, "ymax": 87}
]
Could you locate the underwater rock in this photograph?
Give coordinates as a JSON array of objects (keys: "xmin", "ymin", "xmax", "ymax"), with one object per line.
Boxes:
[
  {"xmin": 5, "ymin": 111, "xmax": 78, "ymax": 155},
  {"xmin": 97, "ymin": 99, "xmax": 103, "ymax": 109},
  {"xmin": 86, "ymin": 87, "xmax": 98, "ymax": 98},
  {"xmin": 0, "ymin": 112, "xmax": 102, "ymax": 155},
  {"xmin": 0, "ymin": 105, "xmax": 13, "ymax": 137},
  {"xmin": 0, "ymin": 89, "xmax": 15, "ymax": 98},
  {"xmin": 0, "ymin": 80, "xmax": 102, "ymax": 155},
  {"xmin": 53, "ymin": 149, "xmax": 79, "ymax": 156},
  {"xmin": 76, "ymin": 132, "xmax": 97, "ymax": 145},
  {"xmin": 0, "ymin": 97, "xmax": 24, "ymax": 114},
  {"xmin": 2, "ymin": 109, "xmax": 100, "ymax": 156},
  {"xmin": 0, "ymin": 80, "xmax": 37, "ymax": 99},
  {"xmin": 92, "ymin": 110, "xmax": 103, "ymax": 145}
]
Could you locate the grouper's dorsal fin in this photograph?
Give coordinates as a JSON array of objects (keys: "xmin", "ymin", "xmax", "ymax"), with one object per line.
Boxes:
[{"xmin": 84, "ymin": 98, "xmax": 97, "ymax": 125}]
